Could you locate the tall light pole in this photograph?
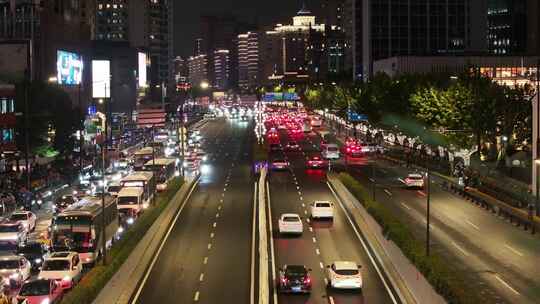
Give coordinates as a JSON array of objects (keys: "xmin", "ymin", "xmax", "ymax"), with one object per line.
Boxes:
[
  {"xmin": 426, "ymin": 166, "xmax": 431, "ymax": 256},
  {"xmin": 97, "ymin": 81, "xmax": 109, "ymax": 266}
]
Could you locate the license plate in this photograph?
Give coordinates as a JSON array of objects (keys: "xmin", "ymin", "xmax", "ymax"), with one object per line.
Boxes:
[{"xmin": 292, "ymin": 286, "xmax": 301, "ymax": 292}]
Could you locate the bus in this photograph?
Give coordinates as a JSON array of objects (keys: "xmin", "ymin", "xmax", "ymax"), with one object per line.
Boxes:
[
  {"xmin": 143, "ymin": 158, "xmax": 177, "ymax": 191},
  {"xmin": 133, "ymin": 147, "xmax": 161, "ymax": 170},
  {"xmin": 51, "ymin": 195, "xmax": 119, "ymax": 265},
  {"xmin": 120, "ymin": 171, "xmax": 156, "ymax": 206},
  {"xmin": 117, "ymin": 187, "xmax": 145, "ymax": 226}
]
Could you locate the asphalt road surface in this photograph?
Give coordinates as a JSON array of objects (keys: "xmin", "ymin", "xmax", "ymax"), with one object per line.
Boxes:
[{"xmin": 134, "ymin": 117, "xmax": 255, "ymax": 304}]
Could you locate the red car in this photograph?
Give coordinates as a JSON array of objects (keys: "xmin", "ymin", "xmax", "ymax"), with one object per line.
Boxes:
[
  {"xmin": 306, "ymin": 155, "xmax": 327, "ymax": 169},
  {"xmin": 16, "ymin": 279, "xmax": 63, "ymax": 304}
]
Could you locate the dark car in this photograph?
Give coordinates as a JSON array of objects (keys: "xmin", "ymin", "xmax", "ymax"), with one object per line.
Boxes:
[
  {"xmin": 306, "ymin": 155, "xmax": 326, "ymax": 169},
  {"xmin": 53, "ymin": 195, "xmax": 78, "ymax": 214},
  {"xmin": 285, "ymin": 141, "xmax": 300, "ymax": 151},
  {"xmin": 269, "ymin": 143, "xmax": 282, "ymax": 152},
  {"xmin": 279, "ymin": 265, "xmax": 312, "ymax": 293},
  {"xmin": 17, "ymin": 242, "xmax": 48, "ymax": 271}
]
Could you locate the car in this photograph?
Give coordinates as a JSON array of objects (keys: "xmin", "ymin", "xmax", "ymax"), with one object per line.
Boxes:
[
  {"xmin": 278, "ymin": 265, "xmax": 312, "ymax": 293},
  {"xmin": 271, "ymin": 159, "xmax": 290, "ymax": 171},
  {"xmin": 0, "ymin": 255, "xmax": 32, "ymax": 287},
  {"xmin": 310, "ymin": 201, "xmax": 334, "ymax": 219},
  {"xmin": 306, "ymin": 155, "xmax": 326, "ymax": 169},
  {"xmin": 106, "ymin": 183, "xmax": 122, "ymax": 197},
  {"xmin": 183, "ymin": 157, "xmax": 200, "ymax": 171},
  {"xmin": 9, "ymin": 211, "xmax": 37, "ymax": 232},
  {"xmin": 269, "ymin": 143, "xmax": 282, "ymax": 152},
  {"xmin": 38, "ymin": 252, "xmax": 83, "ymax": 290},
  {"xmin": 404, "ymin": 173, "xmax": 425, "ymax": 188},
  {"xmin": 16, "ymin": 279, "xmax": 64, "ymax": 304},
  {"xmin": 322, "ymin": 144, "xmax": 340, "ymax": 160},
  {"xmin": 326, "ymin": 261, "xmax": 363, "ymax": 290},
  {"xmin": 0, "ymin": 222, "xmax": 27, "ymax": 246},
  {"xmin": 285, "ymin": 141, "xmax": 300, "ymax": 151},
  {"xmin": 278, "ymin": 213, "xmax": 303, "ymax": 235},
  {"xmin": 17, "ymin": 242, "xmax": 49, "ymax": 271},
  {"xmin": 53, "ymin": 195, "xmax": 78, "ymax": 214}
]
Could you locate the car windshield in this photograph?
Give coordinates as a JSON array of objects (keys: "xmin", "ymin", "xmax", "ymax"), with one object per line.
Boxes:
[
  {"xmin": 118, "ymin": 196, "xmax": 138, "ymax": 205},
  {"xmin": 10, "ymin": 214, "xmax": 28, "ymax": 221},
  {"xmin": 42, "ymin": 260, "xmax": 70, "ymax": 271},
  {"xmin": 335, "ymin": 269, "xmax": 359, "ymax": 276},
  {"xmin": 316, "ymin": 202, "xmax": 331, "ymax": 208},
  {"xmin": 327, "ymin": 147, "xmax": 338, "ymax": 152},
  {"xmin": 17, "ymin": 244, "xmax": 42, "ymax": 254},
  {"xmin": 108, "ymin": 186, "xmax": 122, "ymax": 193},
  {"xmin": 408, "ymin": 175, "xmax": 423, "ymax": 180},
  {"xmin": 273, "ymin": 159, "xmax": 285, "ymax": 163},
  {"xmin": 0, "ymin": 260, "xmax": 19, "ymax": 269},
  {"xmin": 288, "ymin": 142, "xmax": 297, "ymax": 146},
  {"xmin": 285, "ymin": 266, "xmax": 306, "ymax": 276},
  {"xmin": 0, "ymin": 225, "xmax": 18, "ymax": 232},
  {"xmin": 283, "ymin": 216, "xmax": 299, "ymax": 222},
  {"xmin": 19, "ymin": 280, "xmax": 50, "ymax": 296}
]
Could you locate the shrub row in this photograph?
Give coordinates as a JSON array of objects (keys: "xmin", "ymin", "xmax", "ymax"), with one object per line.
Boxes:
[
  {"xmin": 60, "ymin": 177, "xmax": 184, "ymax": 304},
  {"xmin": 338, "ymin": 173, "xmax": 482, "ymax": 304}
]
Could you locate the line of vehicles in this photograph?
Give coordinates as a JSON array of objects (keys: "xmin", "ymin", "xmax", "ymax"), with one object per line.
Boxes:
[{"xmin": 0, "ymin": 126, "xmax": 208, "ymax": 304}]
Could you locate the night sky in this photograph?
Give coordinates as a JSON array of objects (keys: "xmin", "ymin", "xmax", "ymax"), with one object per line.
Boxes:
[{"xmin": 173, "ymin": 0, "xmax": 323, "ymax": 57}]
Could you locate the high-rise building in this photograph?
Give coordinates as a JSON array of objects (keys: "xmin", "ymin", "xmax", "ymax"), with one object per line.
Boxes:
[
  {"xmin": 173, "ymin": 56, "xmax": 189, "ymax": 90},
  {"xmin": 194, "ymin": 38, "xmax": 204, "ymax": 56},
  {"xmin": 213, "ymin": 49, "xmax": 230, "ymax": 91},
  {"xmin": 188, "ymin": 54, "xmax": 209, "ymax": 87},
  {"xmin": 238, "ymin": 32, "xmax": 260, "ymax": 90},
  {"xmin": 487, "ymin": 0, "xmax": 527, "ymax": 54}
]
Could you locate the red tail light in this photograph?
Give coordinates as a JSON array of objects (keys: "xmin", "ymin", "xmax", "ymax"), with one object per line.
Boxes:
[
  {"xmin": 304, "ymin": 276, "xmax": 311, "ymax": 285},
  {"xmin": 281, "ymin": 277, "xmax": 288, "ymax": 284}
]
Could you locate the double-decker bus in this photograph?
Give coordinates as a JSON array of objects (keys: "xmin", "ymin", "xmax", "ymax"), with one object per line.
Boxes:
[{"xmin": 51, "ymin": 195, "xmax": 118, "ymax": 266}]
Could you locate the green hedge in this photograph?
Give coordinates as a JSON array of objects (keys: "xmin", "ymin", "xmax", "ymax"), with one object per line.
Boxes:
[
  {"xmin": 338, "ymin": 173, "xmax": 482, "ymax": 304},
  {"xmin": 60, "ymin": 177, "xmax": 185, "ymax": 304}
]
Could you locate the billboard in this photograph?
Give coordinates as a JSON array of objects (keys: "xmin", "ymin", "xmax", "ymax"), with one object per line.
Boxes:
[
  {"xmin": 57, "ymin": 50, "xmax": 83, "ymax": 85},
  {"xmin": 0, "ymin": 42, "xmax": 29, "ymax": 82},
  {"xmin": 92, "ymin": 60, "xmax": 110, "ymax": 98},
  {"xmin": 138, "ymin": 52, "xmax": 147, "ymax": 87}
]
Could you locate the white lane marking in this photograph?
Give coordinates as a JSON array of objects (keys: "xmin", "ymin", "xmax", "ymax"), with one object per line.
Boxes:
[
  {"xmin": 194, "ymin": 291, "xmax": 200, "ymax": 301},
  {"xmin": 250, "ymin": 182, "xmax": 257, "ymax": 304},
  {"xmin": 220, "ymin": 199, "xmax": 224, "ymax": 203},
  {"xmin": 451, "ymin": 241, "xmax": 470, "ymax": 257},
  {"xmin": 298, "ymin": 191, "xmax": 302, "ymax": 196},
  {"xmin": 213, "ymin": 222, "xmax": 217, "ymax": 228},
  {"xmin": 504, "ymin": 244, "xmax": 524, "ymax": 257},
  {"xmin": 304, "ymin": 210, "xmax": 308, "ymax": 215},
  {"xmin": 223, "ymin": 188, "xmax": 227, "ymax": 192},
  {"xmin": 400, "ymin": 202, "xmax": 411, "ymax": 210},
  {"xmin": 210, "ymin": 232, "xmax": 215, "ymax": 238},
  {"xmin": 309, "ymin": 227, "xmax": 313, "ymax": 232},
  {"xmin": 266, "ymin": 182, "xmax": 278, "ymax": 304},
  {"xmin": 203, "ymin": 257, "xmax": 208, "ymax": 265},
  {"xmin": 384, "ymin": 189, "xmax": 392, "ymax": 197},
  {"xmin": 324, "ymin": 278, "xmax": 328, "ymax": 285},
  {"xmin": 495, "ymin": 275, "xmax": 521, "ymax": 295},
  {"xmin": 216, "ymin": 213, "xmax": 220, "ymax": 218},
  {"xmin": 312, "ymin": 237, "xmax": 317, "ymax": 243},
  {"xmin": 199, "ymin": 273, "xmax": 204, "ymax": 282},
  {"xmin": 316, "ymin": 248, "xmax": 320, "ymax": 255},
  {"xmin": 306, "ymin": 218, "xmax": 310, "ymax": 223},
  {"xmin": 131, "ymin": 177, "xmax": 200, "ymax": 304},
  {"xmin": 218, "ymin": 205, "xmax": 222, "ymax": 210},
  {"xmin": 466, "ymin": 220, "xmax": 480, "ymax": 231},
  {"xmin": 207, "ymin": 243, "xmax": 212, "ymax": 250},
  {"xmin": 327, "ymin": 182, "xmax": 399, "ymax": 304},
  {"xmin": 328, "ymin": 296, "xmax": 335, "ymax": 304},
  {"xmin": 296, "ymin": 186, "xmax": 300, "ymax": 190},
  {"xmin": 299, "ymin": 196, "xmax": 303, "ymax": 201},
  {"xmin": 302, "ymin": 203, "xmax": 305, "ymax": 207},
  {"xmin": 319, "ymin": 262, "xmax": 324, "ymax": 269}
]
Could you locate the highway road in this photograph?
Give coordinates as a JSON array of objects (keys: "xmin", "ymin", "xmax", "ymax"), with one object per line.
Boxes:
[
  {"xmin": 133, "ymin": 117, "xmax": 255, "ymax": 304},
  {"xmin": 309, "ymin": 125, "xmax": 540, "ymax": 304},
  {"xmin": 266, "ymin": 129, "xmax": 397, "ymax": 304}
]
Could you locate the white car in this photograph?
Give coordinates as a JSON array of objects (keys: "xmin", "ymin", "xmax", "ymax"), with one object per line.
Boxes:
[
  {"xmin": 326, "ymin": 261, "xmax": 363, "ymax": 290},
  {"xmin": 278, "ymin": 214, "xmax": 303, "ymax": 235},
  {"xmin": 0, "ymin": 255, "xmax": 32, "ymax": 287},
  {"xmin": 272, "ymin": 159, "xmax": 290, "ymax": 170},
  {"xmin": 0, "ymin": 222, "xmax": 28, "ymax": 246},
  {"xmin": 322, "ymin": 144, "xmax": 340, "ymax": 160},
  {"xmin": 310, "ymin": 201, "xmax": 334, "ymax": 219},
  {"xmin": 404, "ymin": 173, "xmax": 425, "ymax": 188},
  {"xmin": 39, "ymin": 252, "xmax": 83, "ymax": 290},
  {"xmin": 10, "ymin": 211, "xmax": 37, "ymax": 232}
]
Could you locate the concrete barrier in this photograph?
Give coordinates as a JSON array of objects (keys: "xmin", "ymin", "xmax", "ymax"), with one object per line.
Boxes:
[{"xmin": 257, "ymin": 168, "xmax": 269, "ymax": 304}]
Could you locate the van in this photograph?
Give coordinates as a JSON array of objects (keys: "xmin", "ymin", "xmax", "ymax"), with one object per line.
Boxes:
[{"xmin": 322, "ymin": 144, "xmax": 340, "ymax": 160}]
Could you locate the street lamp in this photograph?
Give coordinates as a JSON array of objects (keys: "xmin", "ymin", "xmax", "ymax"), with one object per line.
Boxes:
[{"xmin": 200, "ymin": 81, "xmax": 210, "ymax": 90}]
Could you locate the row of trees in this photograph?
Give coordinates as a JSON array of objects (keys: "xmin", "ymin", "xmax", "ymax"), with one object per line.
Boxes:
[{"xmin": 303, "ymin": 72, "xmax": 534, "ymax": 162}]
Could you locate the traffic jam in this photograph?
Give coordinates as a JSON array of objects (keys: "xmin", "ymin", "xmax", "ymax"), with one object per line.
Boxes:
[{"xmin": 0, "ymin": 124, "xmax": 207, "ymax": 303}]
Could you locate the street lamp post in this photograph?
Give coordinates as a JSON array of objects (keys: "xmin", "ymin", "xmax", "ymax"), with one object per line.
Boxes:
[{"xmin": 426, "ymin": 166, "xmax": 431, "ymax": 256}]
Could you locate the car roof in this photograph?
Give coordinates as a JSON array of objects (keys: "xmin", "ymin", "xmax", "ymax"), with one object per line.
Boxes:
[
  {"xmin": 314, "ymin": 200, "xmax": 332, "ymax": 205},
  {"xmin": 47, "ymin": 252, "xmax": 76, "ymax": 260},
  {"xmin": 11, "ymin": 211, "xmax": 29, "ymax": 215},
  {"xmin": 333, "ymin": 261, "xmax": 358, "ymax": 270},
  {"xmin": 0, "ymin": 255, "xmax": 22, "ymax": 261},
  {"xmin": 281, "ymin": 213, "xmax": 300, "ymax": 218},
  {"xmin": 285, "ymin": 265, "xmax": 307, "ymax": 272},
  {"xmin": 408, "ymin": 173, "xmax": 423, "ymax": 178}
]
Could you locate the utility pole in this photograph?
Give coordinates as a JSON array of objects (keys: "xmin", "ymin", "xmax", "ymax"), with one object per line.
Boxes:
[
  {"xmin": 426, "ymin": 166, "xmax": 431, "ymax": 256},
  {"xmin": 79, "ymin": 83, "xmax": 83, "ymax": 177},
  {"xmin": 101, "ymin": 82, "xmax": 109, "ymax": 266}
]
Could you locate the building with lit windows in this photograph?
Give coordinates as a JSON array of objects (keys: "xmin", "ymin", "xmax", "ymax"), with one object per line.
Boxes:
[
  {"xmin": 213, "ymin": 49, "xmax": 230, "ymax": 91},
  {"xmin": 238, "ymin": 32, "xmax": 260, "ymax": 90},
  {"xmin": 188, "ymin": 55, "xmax": 209, "ymax": 87},
  {"xmin": 487, "ymin": 0, "xmax": 527, "ymax": 55}
]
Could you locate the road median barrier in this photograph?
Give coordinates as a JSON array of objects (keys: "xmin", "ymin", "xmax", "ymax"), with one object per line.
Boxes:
[
  {"xmin": 59, "ymin": 176, "xmax": 197, "ymax": 304},
  {"xmin": 329, "ymin": 172, "xmax": 486, "ymax": 304}
]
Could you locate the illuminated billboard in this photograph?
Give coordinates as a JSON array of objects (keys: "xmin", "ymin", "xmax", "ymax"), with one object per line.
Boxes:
[
  {"xmin": 92, "ymin": 60, "xmax": 110, "ymax": 98},
  {"xmin": 57, "ymin": 50, "xmax": 83, "ymax": 85},
  {"xmin": 138, "ymin": 52, "xmax": 147, "ymax": 87}
]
